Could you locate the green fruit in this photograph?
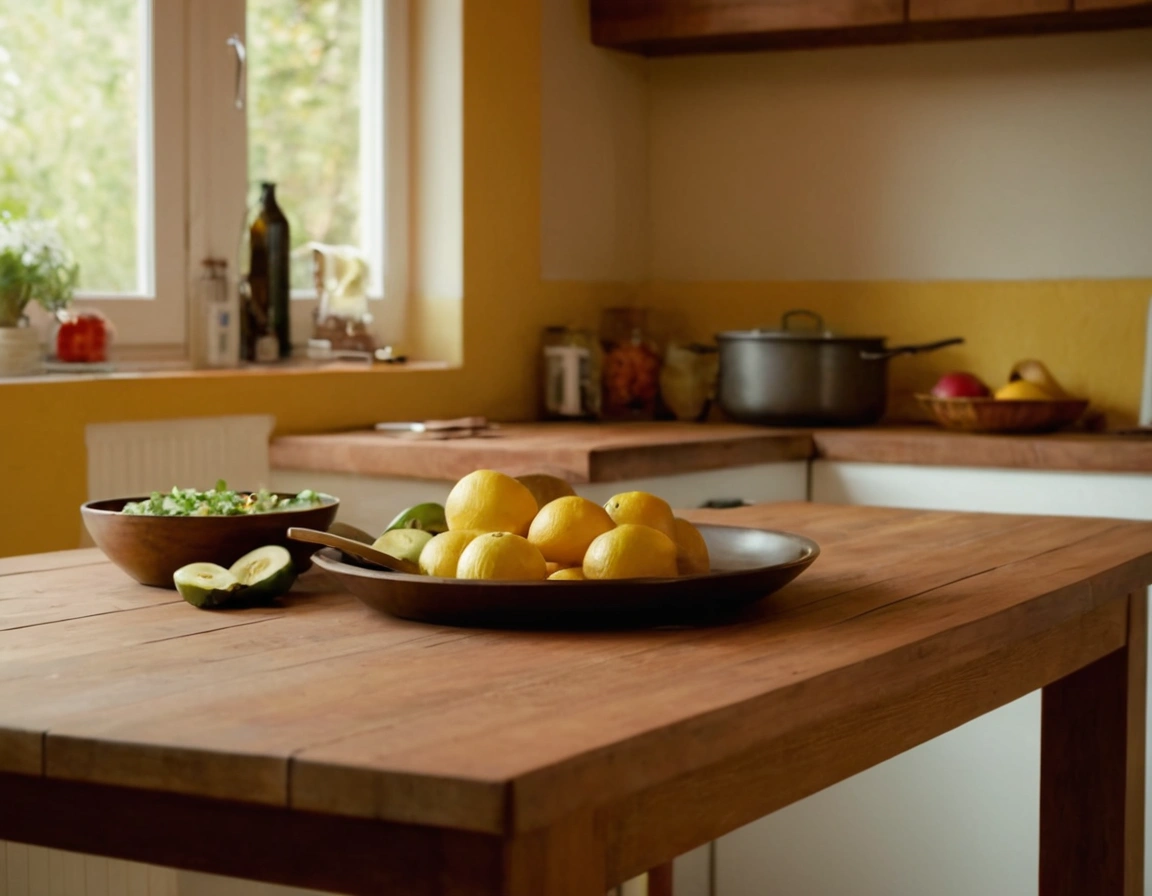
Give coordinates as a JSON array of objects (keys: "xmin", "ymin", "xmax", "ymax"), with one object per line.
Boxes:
[
  {"xmin": 383, "ymin": 502, "xmax": 448, "ymax": 535},
  {"xmin": 373, "ymin": 528, "xmax": 435, "ymax": 565},
  {"xmin": 173, "ymin": 563, "xmax": 242, "ymax": 609},
  {"xmin": 229, "ymin": 545, "xmax": 296, "ymax": 602}
]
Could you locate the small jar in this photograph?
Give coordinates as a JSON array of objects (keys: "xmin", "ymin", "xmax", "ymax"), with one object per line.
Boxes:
[
  {"xmin": 51, "ymin": 308, "xmax": 114, "ymax": 364},
  {"xmin": 599, "ymin": 307, "xmax": 661, "ymax": 420},
  {"xmin": 541, "ymin": 325, "xmax": 602, "ymax": 420}
]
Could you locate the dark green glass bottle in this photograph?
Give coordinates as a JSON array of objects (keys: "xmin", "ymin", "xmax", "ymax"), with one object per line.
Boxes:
[{"xmin": 245, "ymin": 182, "xmax": 291, "ymax": 360}]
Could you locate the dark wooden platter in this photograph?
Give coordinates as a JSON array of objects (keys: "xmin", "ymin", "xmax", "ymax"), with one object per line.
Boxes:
[{"xmin": 310, "ymin": 524, "xmax": 820, "ymax": 628}]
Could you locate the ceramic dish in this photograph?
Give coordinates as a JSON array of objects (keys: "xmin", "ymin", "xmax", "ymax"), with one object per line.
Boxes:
[{"xmin": 311, "ymin": 524, "xmax": 820, "ymax": 628}]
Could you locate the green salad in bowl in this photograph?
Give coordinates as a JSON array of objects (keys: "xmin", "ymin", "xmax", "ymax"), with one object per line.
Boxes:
[
  {"xmin": 121, "ymin": 480, "xmax": 326, "ymax": 517},
  {"xmin": 83, "ymin": 481, "xmax": 339, "ymax": 588}
]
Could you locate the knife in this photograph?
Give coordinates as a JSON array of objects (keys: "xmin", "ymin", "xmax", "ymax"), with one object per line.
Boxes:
[{"xmin": 374, "ymin": 416, "xmax": 493, "ymax": 433}]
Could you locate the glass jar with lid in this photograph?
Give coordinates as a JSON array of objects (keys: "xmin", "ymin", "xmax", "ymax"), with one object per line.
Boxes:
[
  {"xmin": 540, "ymin": 325, "xmax": 602, "ymax": 420},
  {"xmin": 599, "ymin": 307, "xmax": 661, "ymax": 420}
]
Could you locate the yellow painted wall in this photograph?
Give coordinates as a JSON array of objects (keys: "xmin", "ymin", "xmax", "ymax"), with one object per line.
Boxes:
[{"xmin": 646, "ymin": 279, "xmax": 1152, "ymax": 426}]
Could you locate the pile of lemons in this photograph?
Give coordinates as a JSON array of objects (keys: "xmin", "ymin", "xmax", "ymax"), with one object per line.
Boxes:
[{"xmin": 420, "ymin": 470, "xmax": 709, "ymax": 582}]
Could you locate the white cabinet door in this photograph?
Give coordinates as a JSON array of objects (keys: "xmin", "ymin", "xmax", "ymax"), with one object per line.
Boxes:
[{"xmin": 715, "ymin": 461, "xmax": 1152, "ymax": 896}]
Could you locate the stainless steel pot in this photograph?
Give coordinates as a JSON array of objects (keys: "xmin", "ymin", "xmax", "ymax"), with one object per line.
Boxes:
[{"xmin": 716, "ymin": 310, "xmax": 963, "ymax": 426}]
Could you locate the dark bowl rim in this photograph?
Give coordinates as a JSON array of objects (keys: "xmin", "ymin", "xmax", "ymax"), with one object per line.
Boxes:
[
  {"xmin": 312, "ymin": 524, "xmax": 822, "ymax": 588},
  {"xmin": 81, "ymin": 493, "xmax": 340, "ymax": 517}
]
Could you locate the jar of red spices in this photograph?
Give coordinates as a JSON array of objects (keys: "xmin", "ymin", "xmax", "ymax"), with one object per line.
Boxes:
[
  {"xmin": 52, "ymin": 308, "xmax": 113, "ymax": 364},
  {"xmin": 599, "ymin": 307, "xmax": 661, "ymax": 420}
]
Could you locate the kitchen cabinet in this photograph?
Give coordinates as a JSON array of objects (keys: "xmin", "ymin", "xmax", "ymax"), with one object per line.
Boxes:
[
  {"xmin": 711, "ymin": 460, "xmax": 1152, "ymax": 896},
  {"xmin": 1077, "ymin": 0, "xmax": 1152, "ymax": 7},
  {"xmin": 590, "ymin": 0, "xmax": 906, "ymax": 53},
  {"xmin": 591, "ymin": 0, "xmax": 1152, "ymax": 53},
  {"xmin": 910, "ymin": 0, "xmax": 1070, "ymax": 19}
]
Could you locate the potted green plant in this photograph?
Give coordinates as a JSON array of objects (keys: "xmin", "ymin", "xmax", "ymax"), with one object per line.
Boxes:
[{"xmin": 0, "ymin": 213, "xmax": 79, "ymax": 375}]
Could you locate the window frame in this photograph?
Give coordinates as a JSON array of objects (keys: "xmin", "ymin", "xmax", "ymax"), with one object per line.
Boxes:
[
  {"xmin": 62, "ymin": 0, "xmax": 188, "ymax": 346},
  {"xmin": 71, "ymin": 0, "xmax": 409, "ymax": 353}
]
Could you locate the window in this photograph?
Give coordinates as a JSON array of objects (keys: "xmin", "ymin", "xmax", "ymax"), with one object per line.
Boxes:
[
  {"xmin": 1, "ymin": 0, "xmax": 184, "ymax": 344},
  {"xmin": 0, "ymin": 0, "xmax": 406, "ymax": 349}
]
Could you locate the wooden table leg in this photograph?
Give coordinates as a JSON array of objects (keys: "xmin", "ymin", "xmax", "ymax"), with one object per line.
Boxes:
[
  {"xmin": 1040, "ymin": 590, "xmax": 1146, "ymax": 896},
  {"xmin": 647, "ymin": 862, "xmax": 674, "ymax": 896},
  {"xmin": 505, "ymin": 812, "xmax": 608, "ymax": 896}
]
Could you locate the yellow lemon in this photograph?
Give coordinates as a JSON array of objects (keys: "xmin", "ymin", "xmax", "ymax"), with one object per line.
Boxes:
[
  {"xmin": 994, "ymin": 380, "xmax": 1054, "ymax": 401},
  {"xmin": 548, "ymin": 567, "xmax": 586, "ymax": 581},
  {"xmin": 672, "ymin": 517, "xmax": 710, "ymax": 576},
  {"xmin": 456, "ymin": 532, "xmax": 548, "ymax": 581},
  {"xmin": 545, "ymin": 561, "xmax": 567, "ymax": 576},
  {"xmin": 528, "ymin": 495, "xmax": 615, "ymax": 567},
  {"xmin": 445, "ymin": 470, "xmax": 539, "ymax": 536},
  {"xmin": 583, "ymin": 524, "xmax": 678, "ymax": 580},
  {"xmin": 418, "ymin": 530, "xmax": 482, "ymax": 578},
  {"xmin": 515, "ymin": 474, "xmax": 577, "ymax": 510},
  {"xmin": 602, "ymin": 491, "xmax": 677, "ymax": 540}
]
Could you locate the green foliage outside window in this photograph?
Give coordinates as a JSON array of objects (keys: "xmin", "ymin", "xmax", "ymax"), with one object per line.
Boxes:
[{"xmin": 0, "ymin": 0, "xmax": 365, "ymax": 297}]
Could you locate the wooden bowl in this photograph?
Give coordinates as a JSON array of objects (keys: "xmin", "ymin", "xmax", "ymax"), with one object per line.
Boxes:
[
  {"xmin": 916, "ymin": 395, "xmax": 1090, "ymax": 434},
  {"xmin": 81, "ymin": 495, "xmax": 340, "ymax": 588}
]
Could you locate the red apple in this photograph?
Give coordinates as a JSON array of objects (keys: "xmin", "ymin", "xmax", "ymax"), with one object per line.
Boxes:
[{"xmin": 930, "ymin": 371, "xmax": 991, "ymax": 399}]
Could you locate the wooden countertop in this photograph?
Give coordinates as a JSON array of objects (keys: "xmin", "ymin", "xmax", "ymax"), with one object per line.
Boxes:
[
  {"xmin": 2, "ymin": 503, "xmax": 1150, "ymax": 894},
  {"xmin": 270, "ymin": 422, "xmax": 814, "ymax": 483},
  {"xmin": 269, "ymin": 422, "xmax": 1152, "ymax": 480}
]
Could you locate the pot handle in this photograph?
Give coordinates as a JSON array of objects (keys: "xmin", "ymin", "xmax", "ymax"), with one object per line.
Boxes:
[
  {"xmin": 860, "ymin": 337, "xmax": 964, "ymax": 361},
  {"xmin": 780, "ymin": 309, "xmax": 826, "ymax": 332}
]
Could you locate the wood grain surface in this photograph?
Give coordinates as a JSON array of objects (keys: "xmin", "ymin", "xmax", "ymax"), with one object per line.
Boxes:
[
  {"xmin": 270, "ymin": 422, "xmax": 813, "ymax": 483},
  {"xmin": 810, "ymin": 426, "xmax": 1152, "ymax": 473},
  {"xmin": 1075, "ymin": 0, "xmax": 1152, "ymax": 7},
  {"xmin": 590, "ymin": 0, "xmax": 1152, "ymax": 53},
  {"xmin": 590, "ymin": 0, "xmax": 905, "ymax": 43},
  {"xmin": 269, "ymin": 421, "xmax": 1152, "ymax": 481},
  {"xmin": 3, "ymin": 502, "xmax": 1150, "ymax": 893},
  {"xmin": 910, "ymin": 0, "xmax": 1069, "ymax": 20},
  {"xmin": 1040, "ymin": 590, "xmax": 1147, "ymax": 896}
]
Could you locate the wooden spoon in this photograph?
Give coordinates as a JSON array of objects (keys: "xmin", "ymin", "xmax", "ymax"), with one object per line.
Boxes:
[{"xmin": 287, "ymin": 527, "xmax": 421, "ymax": 575}]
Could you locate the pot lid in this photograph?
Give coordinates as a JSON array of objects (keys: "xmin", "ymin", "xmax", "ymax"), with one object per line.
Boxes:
[{"xmin": 716, "ymin": 309, "xmax": 885, "ymax": 342}]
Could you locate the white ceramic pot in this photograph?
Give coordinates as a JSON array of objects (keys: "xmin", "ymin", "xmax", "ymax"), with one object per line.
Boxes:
[{"xmin": 0, "ymin": 325, "xmax": 44, "ymax": 376}]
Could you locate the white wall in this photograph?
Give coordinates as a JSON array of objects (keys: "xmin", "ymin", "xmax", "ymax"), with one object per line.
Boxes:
[
  {"xmin": 647, "ymin": 31, "xmax": 1152, "ymax": 281},
  {"xmin": 540, "ymin": 0, "xmax": 649, "ymax": 282}
]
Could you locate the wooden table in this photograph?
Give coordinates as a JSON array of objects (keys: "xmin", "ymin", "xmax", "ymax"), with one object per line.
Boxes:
[{"xmin": 2, "ymin": 502, "xmax": 1150, "ymax": 895}]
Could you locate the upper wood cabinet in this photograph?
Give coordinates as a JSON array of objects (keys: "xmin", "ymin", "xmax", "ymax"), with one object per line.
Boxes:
[
  {"xmin": 910, "ymin": 0, "xmax": 1069, "ymax": 20},
  {"xmin": 591, "ymin": 0, "xmax": 1152, "ymax": 53},
  {"xmin": 590, "ymin": 0, "xmax": 905, "ymax": 53},
  {"xmin": 1074, "ymin": 0, "xmax": 1152, "ymax": 8}
]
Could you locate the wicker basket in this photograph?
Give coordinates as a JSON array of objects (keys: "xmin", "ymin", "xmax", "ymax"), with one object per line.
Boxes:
[{"xmin": 916, "ymin": 395, "xmax": 1089, "ymax": 434}]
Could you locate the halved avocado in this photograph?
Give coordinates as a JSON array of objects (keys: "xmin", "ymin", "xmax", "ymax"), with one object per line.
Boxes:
[
  {"xmin": 174, "ymin": 563, "xmax": 243, "ymax": 609},
  {"xmin": 229, "ymin": 545, "xmax": 296, "ymax": 602}
]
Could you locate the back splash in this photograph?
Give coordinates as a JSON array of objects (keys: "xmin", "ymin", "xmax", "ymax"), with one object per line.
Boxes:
[{"xmin": 641, "ymin": 279, "xmax": 1152, "ymax": 429}]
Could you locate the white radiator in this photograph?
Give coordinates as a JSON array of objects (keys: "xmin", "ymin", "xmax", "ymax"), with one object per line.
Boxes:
[
  {"xmin": 85, "ymin": 415, "xmax": 276, "ymax": 501},
  {"xmin": 1, "ymin": 843, "xmax": 177, "ymax": 896}
]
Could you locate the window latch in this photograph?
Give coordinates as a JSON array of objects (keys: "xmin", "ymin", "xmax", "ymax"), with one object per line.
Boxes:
[{"xmin": 226, "ymin": 34, "xmax": 246, "ymax": 110}]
